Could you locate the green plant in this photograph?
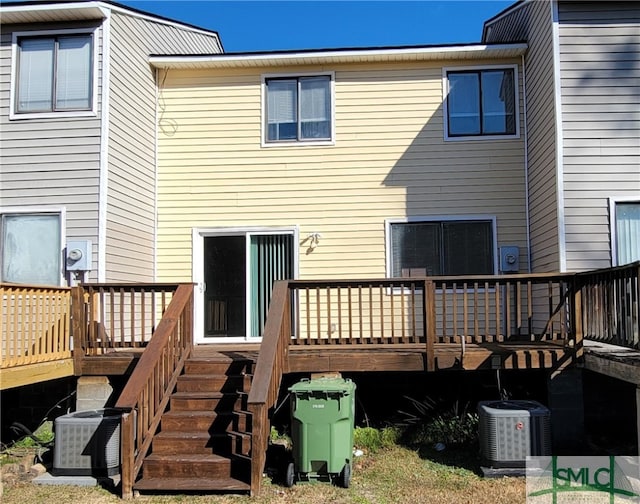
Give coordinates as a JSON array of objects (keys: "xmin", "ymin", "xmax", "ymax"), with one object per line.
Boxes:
[
  {"xmin": 269, "ymin": 426, "xmax": 292, "ymax": 449},
  {"xmin": 399, "ymin": 398, "xmax": 479, "ymax": 448},
  {"xmin": 354, "ymin": 426, "xmax": 400, "ymax": 453}
]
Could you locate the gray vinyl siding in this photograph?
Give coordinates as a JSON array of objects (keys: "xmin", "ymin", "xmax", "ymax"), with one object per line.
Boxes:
[
  {"xmin": 484, "ymin": 0, "xmax": 560, "ymax": 273},
  {"xmin": 0, "ymin": 21, "xmax": 104, "ymax": 281},
  {"xmin": 105, "ymin": 11, "xmax": 221, "ymax": 282},
  {"xmin": 558, "ymin": 1, "xmax": 640, "ymax": 271}
]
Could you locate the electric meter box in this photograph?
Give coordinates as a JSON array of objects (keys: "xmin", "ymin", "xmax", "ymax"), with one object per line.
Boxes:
[{"xmin": 66, "ymin": 240, "xmax": 92, "ymax": 271}]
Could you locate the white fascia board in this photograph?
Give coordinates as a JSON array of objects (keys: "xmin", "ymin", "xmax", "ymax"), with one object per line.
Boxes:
[{"xmin": 150, "ymin": 43, "xmax": 528, "ymax": 68}]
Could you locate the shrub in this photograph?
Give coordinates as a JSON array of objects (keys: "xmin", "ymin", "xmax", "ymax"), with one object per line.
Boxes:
[{"xmin": 354, "ymin": 426, "xmax": 400, "ymax": 453}]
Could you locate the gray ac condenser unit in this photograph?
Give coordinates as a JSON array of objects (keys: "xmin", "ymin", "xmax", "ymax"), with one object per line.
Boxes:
[
  {"xmin": 478, "ymin": 400, "xmax": 551, "ymax": 468},
  {"xmin": 53, "ymin": 408, "xmax": 122, "ymax": 476}
]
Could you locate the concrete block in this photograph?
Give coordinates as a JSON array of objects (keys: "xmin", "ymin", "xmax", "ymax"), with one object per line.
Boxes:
[{"xmin": 76, "ymin": 376, "xmax": 113, "ymax": 411}]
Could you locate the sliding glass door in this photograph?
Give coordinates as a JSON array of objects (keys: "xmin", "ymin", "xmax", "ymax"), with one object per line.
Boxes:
[{"xmin": 201, "ymin": 230, "xmax": 294, "ymax": 341}]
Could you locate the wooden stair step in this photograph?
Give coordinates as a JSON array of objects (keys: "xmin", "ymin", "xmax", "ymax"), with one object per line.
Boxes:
[
  {"xmin": 162, "ymin": 410, "xmax": 251, "ymax": 432},
  {"xmin": 176, "ymin": 374, "xmax": 253, "ymax": 393},
  {"xmin": 134, "ymin": 476, "xmax": 250, "ymax": 493},
  {"xmin": 185, "ymin": 358, "xmax": 254, "ymax": 375},
  {"xmin": 152, "ymin": 431, "xmax": 211, "ymax": 454},
  {"xmin": 143, "ymin": 453, "xmax": 232, "ymax": 478},
  {"xmin": 170, "ymin": 391, "xmax": 247, "ymax": 411},
  {"xmin": 162, "ymin": 410, "xmax": 251, "ymax": 431},
  {"xmin": 153, "ymin": 430, "xmax": 251, "ymax": 455}
]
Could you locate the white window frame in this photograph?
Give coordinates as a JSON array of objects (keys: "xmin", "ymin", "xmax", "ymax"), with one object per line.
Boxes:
[
  {"xmin": 609, "ymin": 196, "xmax": 640, "ymax": 266},
  {"xmin": 261, "ymin": 71, "xmax": 335, "ymax": 148},
  {"xmin": 0, "ymin": 206, "xmax": 66, "ymax": 286},
  {"xmin": 192, "ymin": 225, "xmax": 300, "ymax": 343},
  {"xmin": 442, "ymin": 64, "xmax": 520, "ymax": 142},
  {"xmin": 10, "ymin": 28, "xmax": 99, "ymax": 120},
  {"xmin": 385, "ymin": 216, "xmax": 499, "ymax": 279}
]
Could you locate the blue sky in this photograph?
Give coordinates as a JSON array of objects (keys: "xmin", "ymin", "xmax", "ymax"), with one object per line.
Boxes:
[{"xmin": 120, "ymin": 1, "xmax": 514, "ymax": 52}]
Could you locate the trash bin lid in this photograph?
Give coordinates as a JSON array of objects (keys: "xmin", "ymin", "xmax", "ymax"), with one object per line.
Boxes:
[{"xmin": 289, "ymin": 377, "xmax": 355, "ymax": 394}]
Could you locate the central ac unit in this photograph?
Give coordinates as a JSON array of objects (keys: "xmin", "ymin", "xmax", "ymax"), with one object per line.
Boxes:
[
  {"xmin": 478, "ymin": 400, "xmax": 551, "ymax": 468},
  {"xmin": 53, "ymin": 408, "xmax": 122, "ymax": 476}
]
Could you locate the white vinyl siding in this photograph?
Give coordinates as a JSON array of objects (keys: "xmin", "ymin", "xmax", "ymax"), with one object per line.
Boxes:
[
  {"xmin": 0, "ymin": 22, "xmax": 103, "ymax": 280},
  {"xmin": 558, "ymin": 1, "xmax": 640, "ymax": 271},
  {"xmin": 106, "ymin": 12, "xmax": 222, "ymax": 282},
  {"xmin": 155, "ymin": 60, "xmax": 528, "ymax": 282},
  {"xmin": 483, "ymin": 1, "xmax": 560, "ymax": 273}
]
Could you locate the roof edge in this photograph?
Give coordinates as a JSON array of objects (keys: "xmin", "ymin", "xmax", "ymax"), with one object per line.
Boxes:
[
  {"xmin": 150, "ymin": 42, "xmax": 528, "ymax": 68},
  {"xmin": 482, "ymin": 0, "xmax": 530, "ymax": 42},
  {"xmin": 0, "ymin": 0, "xmax": 222, "ymax": 49}
]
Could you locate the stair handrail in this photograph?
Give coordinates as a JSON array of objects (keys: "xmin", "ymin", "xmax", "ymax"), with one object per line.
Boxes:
[
  {"xmin": 114, "ymin": 283, "xmax": 194, "ymax": 499},
  {"xmin": 247, "ymin": 280, "xmax": 291, "ymax": 496}
]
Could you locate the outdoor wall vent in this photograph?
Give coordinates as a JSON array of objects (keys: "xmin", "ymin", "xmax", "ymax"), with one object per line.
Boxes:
[
  {"xmin": 53, "ymin": 408, "xmax": 122, "ymax": 476},
  {"xmin": 478, "ymin": 400, "xmax": 551, "ymax": 468}
]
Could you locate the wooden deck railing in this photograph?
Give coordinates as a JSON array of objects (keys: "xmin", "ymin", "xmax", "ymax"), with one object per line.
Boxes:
[
  {"xmin": 287, "ymin": 274, "xmax": 574, "ymax": 365},
  {"xmin": 114, "ymin": 283, "xmax": 194, "ymax": 499},
  {"xmin": 247, "ymin": 272, "xmax": 577, "ymax": 494},
  {"xmin": 70, "ymin": 283, "xmax": 179, "ymax": 374},
  {"xmin": 247, "ymin": 280, "xmax": 291, "ymax": 496},
  {"xmin": 1, "ymin": 283, "xmax": 72, "ymax": 373},
  {"xmin": 577, "ymin": 261, "xmax": 640, "ymax": 349}
]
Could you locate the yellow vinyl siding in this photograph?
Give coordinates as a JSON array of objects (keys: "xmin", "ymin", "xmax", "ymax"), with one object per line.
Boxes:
[{"xmin": 156, "ymin": 59, "xmax": 527, "ymax": 282}]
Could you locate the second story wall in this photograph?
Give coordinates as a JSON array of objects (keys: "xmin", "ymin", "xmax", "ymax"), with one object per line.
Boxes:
[
  {"xmin": 155, "ymin": 57, "xmax": 528, "ymax": 282},
  {"xmin": 105, "ymin": 10, "xmax": 221, "ymax": 282},
  {"xmin": 557, "ymin": 1, "xmax": 640, "ymax": 271},
  {"xmin": 0, "ymin": 20, "xmax": 104, "ymax": 281},
  {"xmin": 484, "ymin": 0, "xmax": 560, "ymax": 273}
]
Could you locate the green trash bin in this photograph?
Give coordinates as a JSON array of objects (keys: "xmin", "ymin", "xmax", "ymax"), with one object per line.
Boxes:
[{"xmin": 286, "ymin": 377, "xmax": 356, "ymax": 487}]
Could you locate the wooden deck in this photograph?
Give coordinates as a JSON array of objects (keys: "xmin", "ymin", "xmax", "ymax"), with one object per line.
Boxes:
[
  {"xmin": 80, "ymin": 339, "xmax": 572, "ymax": 377},
  {"xmin": 182, "ymin": 340, "xmax": 572, "ymax": 373},
  {"xmin": 2, "ymin": 262, "xmax": 637, "ymax": 497}
]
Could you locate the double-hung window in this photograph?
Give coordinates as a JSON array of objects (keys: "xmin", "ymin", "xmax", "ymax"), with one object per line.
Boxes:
[
  {"xmin": 444, "ymin": 66, "xmax": 518, "ymax": 139},
  {"xmin": 388, "ymin": 219, "xmax": 495, "ymax": 277},
  {"xmin": 264, "ymin": 75, "xmax": 332, "ymax": 144},
  {"xmin": 1, "ymin": 212, "xmax": 63, "ymax": 285},
  {"xmin": 13, "ymin": 31, "xmax": 93, "ymax": 116}
]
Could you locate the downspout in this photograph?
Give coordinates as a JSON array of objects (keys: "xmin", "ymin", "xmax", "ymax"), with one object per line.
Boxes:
[
  {"xmin": 551, "ymin": 0, "xmax": 567, "ymax": 272},
  {"xmin": 97, "ymin": 7, "xmax": 112, "ymax": 282},
  {"xmin": 522, "ymin": 53, "xmax": 532, "ymax": 273}
]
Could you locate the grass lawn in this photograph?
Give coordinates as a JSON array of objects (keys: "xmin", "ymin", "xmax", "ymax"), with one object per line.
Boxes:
[{"xmin": 2, "ymin": 443, "xmax": 525, "ymax": 504}]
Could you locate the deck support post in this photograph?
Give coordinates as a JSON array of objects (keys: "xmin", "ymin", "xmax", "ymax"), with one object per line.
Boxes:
[
  {"xmin": 637, "ymin": 386, "xmax": 640, "ymax": 458},
  {"xmin": 71, "ymin": 286, "xmax": 85, "ymax": 376},
  {"xmin": 121, "ymin": 410, "xmax": 135, "ymax": 499},
  {"xmin": 547, "ymin": 367, "xmax": 584, "ymax": 453},
  {"xmin": 572, "ymin": 283, "xmax": 584, "ymax": 360},
  {"xmin": 425, "ymin": 280, "xmax": 436, "ymax": 372}
]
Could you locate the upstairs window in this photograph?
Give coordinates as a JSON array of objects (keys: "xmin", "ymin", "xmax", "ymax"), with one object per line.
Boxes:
[
  {"xmin": 14, "ymin": 33, "xmax": 93, "ymax": 115},
  {"xmin": 389, "ymin": 219, "xmax": 495, "ymax": 277},
  {"xmin": 265, "ymin": 75, "xmax": 332, "ymax": 144},
  {"xmin": 445, "ymin": 66, "xmax": 517, "ymax": 139}
]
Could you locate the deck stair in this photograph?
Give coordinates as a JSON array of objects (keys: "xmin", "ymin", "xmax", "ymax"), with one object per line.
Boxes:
[{"xmin": 133, "ymin": 352, "xmax": 254, "ymax": 493}]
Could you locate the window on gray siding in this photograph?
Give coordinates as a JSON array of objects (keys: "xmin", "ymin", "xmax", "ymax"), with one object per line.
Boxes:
[
  {"xmin": 16, "ymin": 34, "xmax": 92, "ymax": 113},
  {"xmin": 1, "ymin": 213, "xmax": 62, "ymax": 285},
  {"xmin": 447, "ymin": 69, "xmax": 515, "ymax": 137},
  {"xmin": 391, "ymin": 220, "xmax": 494, "ymax": 276},
  {"xmin": 615, "ymin": 202, "xmax": 640, "ymax": 265},
  {"xmin": 266, "ymin": 76, "xmax": 331, "ymax": 142}
]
